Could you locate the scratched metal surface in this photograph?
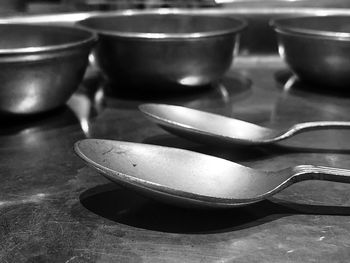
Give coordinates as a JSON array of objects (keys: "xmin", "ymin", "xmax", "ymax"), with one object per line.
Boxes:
[{"xmin": 1, "ymin": 54, "xmax": 350, "ymax": 262}]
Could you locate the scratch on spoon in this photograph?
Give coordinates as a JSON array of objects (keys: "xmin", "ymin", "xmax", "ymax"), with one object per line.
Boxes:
[{"xmin": 102, "ymin": 147, "xmax": 114, "ymax": 156}]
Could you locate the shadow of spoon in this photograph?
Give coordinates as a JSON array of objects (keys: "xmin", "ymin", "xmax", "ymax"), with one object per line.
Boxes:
[{"xmin": 79, "ymin": 183, "xmax": 350, "ymax": 234}]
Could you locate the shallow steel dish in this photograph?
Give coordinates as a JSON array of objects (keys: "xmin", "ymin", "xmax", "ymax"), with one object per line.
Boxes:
[
  {"xmin": 0, "ymin": 24, "xmax": 96, "ymax": 115},
  {"xmin": 271, "ymin": 15, "xmax": 350, "ymax": 89},
  {"xmin": 78, "ymin": 12, "xmax": 246, "ymax": 90}
]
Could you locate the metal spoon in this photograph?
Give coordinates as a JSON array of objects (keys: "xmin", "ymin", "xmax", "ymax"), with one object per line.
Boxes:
[
  {"xmin": 139, "ymin": 103, "xmax": 350, "ymax": 146},
  {"xmin": 74, "ymin": 139, "xmax": 350, "ymax": 208}
]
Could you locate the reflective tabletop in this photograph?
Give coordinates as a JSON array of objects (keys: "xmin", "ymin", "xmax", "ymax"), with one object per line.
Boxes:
[{"xmin": 2, "ymin": 54, "xmax": 350, "ymax": 262}]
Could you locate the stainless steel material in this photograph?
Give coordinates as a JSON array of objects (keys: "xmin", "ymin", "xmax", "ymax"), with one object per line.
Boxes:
[
  {"xmin": 3, "ymin": 8, "xmax": 350, "ymax": 25},
  {"xmin": 64, "ymin": 0, "xmax": 350, "ymax": 11},
  {"xmin": 0, "ymin": 24, "xmax": 96, "ymax": 114},
  {"xmin": 0, "ymin": 0, "xmax": 26, "ymax": 14},
  {"xmin": 68, "ymin": 0, "xmax": 216, "ymax": 10},
  {"xmin": 215, "ymin": 0, "xmax": 350, "ymax": 7},
  {"xmin": 74, "ymin": 139, "xmax": 350, "ymax": 208},
  {"xmin": 139, "ymin": 103, "xmax": 350, "ymax": 146},
  {"xmin": 78, "ymin": 13, "xmax": 246, "ymax": 89},
  {"xmin": 3, "ymin": 9, "xmax": 350, "ymax": 56},
  {"xmin": 272, "ymin": 15, "xmax": 350, "ymax": 89}
]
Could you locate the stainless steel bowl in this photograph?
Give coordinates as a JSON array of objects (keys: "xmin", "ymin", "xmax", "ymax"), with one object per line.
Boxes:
[
  {"xmin": 0, "ymin": 24, "xmax": 96, "ymax": 115},
  {"xmin": 272, "ymin": 15, "xmax": 350, "ymax": 89},
  {"xmin": 78, "ymin": 12, "xmax": 246, "ymax": 90}
]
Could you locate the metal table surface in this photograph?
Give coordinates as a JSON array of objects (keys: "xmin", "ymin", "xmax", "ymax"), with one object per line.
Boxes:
[{"xmin": 1, "ymin": 54, "xmax": 350, "ymax": 262}]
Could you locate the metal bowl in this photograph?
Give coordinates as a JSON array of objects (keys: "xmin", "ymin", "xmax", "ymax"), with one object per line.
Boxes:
[
  {"xmin": 271, "ymin": 15, "xmax": 350, "ymax": 89},
  {"xmin": 0, "ymin": 24, "xmax": 96, "ymax": 115},
  {"xmin": 78, "ymin": 12, "xmax": 246, "ymax": 90}
]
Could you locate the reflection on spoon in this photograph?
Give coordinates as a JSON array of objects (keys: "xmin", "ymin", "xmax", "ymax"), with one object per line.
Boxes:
[
  {"xmin": 139, "ymin": 103, "xmax": 350, "ymax": 146},
  {"xmin": 74, "ymin": 139, "xmax": 350, "ymax": 208}
]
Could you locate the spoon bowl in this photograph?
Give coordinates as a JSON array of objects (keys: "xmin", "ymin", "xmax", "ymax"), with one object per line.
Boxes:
[
  {"xmin": 139, "ymin": 103, "xmax": 350, "ymax": 146},
  {"xmin": 74, "ymin": 139, "xmax": 350, "ymax": 208}
]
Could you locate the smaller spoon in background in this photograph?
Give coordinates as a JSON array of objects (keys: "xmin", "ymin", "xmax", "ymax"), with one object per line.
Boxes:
[{"xmin": 139, "ymin": 103, "xmax": 350, "ymax": 146}]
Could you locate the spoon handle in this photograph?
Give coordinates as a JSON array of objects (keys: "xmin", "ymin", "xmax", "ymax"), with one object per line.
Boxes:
[
  {"xmin": 293, "ymin": 165, "xmax": 350, "ymax": 183},
  {"xmin": 290, "ymin": 121, "xmax": 350, "ymax": 135}
]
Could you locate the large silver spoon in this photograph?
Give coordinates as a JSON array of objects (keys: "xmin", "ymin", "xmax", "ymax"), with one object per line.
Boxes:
[
  {"xmin": 139, "ymin": 103, "xmax": 350, "ymax": 146},
  {"xmin": 74, "ymin": 139, "xmax": 350, "ymax": 208}
]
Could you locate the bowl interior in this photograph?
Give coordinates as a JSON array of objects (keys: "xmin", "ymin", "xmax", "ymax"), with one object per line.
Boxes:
[
  {"xmin": 0, "ymin": 24, "xmax": 93, "ymax": 51},
  {"xmin": 79, "ymin": 14, "xmax": 245, "ymax": 37},
  {"xmin": 273, "ymin": 16, "xmax": 350, "ymax": 37}
]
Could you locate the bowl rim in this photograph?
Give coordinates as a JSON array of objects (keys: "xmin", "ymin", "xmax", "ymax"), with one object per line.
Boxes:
[
  {"xmin": 77, "ymin": 13, "xmax": 247, "ymax": 39},
  {"xmin": 270, "ymin": 15, "xmax": 350, "ymax": 40},
  {"xmin": 0, "ymin": 23, "xmax": 97, "ymax": 55}
]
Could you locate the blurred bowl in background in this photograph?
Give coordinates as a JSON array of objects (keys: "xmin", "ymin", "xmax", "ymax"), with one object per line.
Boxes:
[
  {"xmin": 271, "ymin": 15, "xmax": 350, "ymax": 89},
  {"xmin": 0, "ymin": 0, "xmax": 26, "ymax": 14},
  {"xmin": 78, "ymin": 12, "xmax": 246, "ymax": 91},
  {"xmin": 0, "ymin": 24, "xmax": 96, "ymax": 115}
]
